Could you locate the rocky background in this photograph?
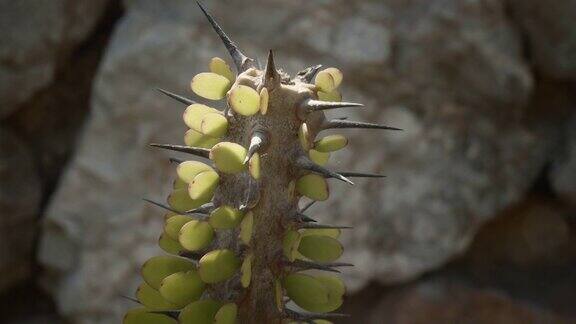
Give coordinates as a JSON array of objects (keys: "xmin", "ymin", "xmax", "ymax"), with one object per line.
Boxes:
[{"xmin": 0, "ymin": 0, "xmax": 575, "ymax": 323}]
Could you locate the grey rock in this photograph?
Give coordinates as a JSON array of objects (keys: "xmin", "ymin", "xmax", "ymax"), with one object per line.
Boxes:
[
  {"xmin": 0, "ymin": 128, "xmax": 42, "ymax": 292},
  {"xmin": 0, "ymin": 0, "xmax": 110, "ymax": 119},
  {"xmin": 550, "ymin": 116, "xmax": 576, "ymax": 207},
  {"xmin": 509, "ymin": 0, "xmax": 576, "ymax": 80},
  {"xmin": 38, "ymin": 0, "xmax": 552, "ymax": 322}
]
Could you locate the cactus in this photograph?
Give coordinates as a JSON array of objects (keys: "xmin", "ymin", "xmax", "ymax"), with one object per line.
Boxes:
[{"xmin": 124, "ymin": 2, "xmax": 399, "ymax": 324}]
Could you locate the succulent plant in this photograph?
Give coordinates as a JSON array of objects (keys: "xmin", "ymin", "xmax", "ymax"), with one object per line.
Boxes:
[{"xmin": 124, "ymin": 2, "xmax": 399, "ymax": 324}]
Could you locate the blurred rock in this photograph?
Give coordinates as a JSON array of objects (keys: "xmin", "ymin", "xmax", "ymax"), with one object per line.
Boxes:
[
  {"xmin": 464, "ymin": 196, "xmax": 573, "ymax": 268},
  {"xmin": 0, "ymin": 128, "xmax": 41, "ymax": 292},
  {"xmin": 0, "ymin": 0, "xmax": 110, "ymax": 119},
  {"xmin": 509, "ymin": 0, "xmax": 576, "ymax": 80},
  {"xmin": 38, "ymin": 0, "xmax": 558, "ymax": 322},
  {"xmin": 550, "ymin": 116, "xmax": 576, "ymax": 208},
  {"xmin": 366, "ymin": 278, "xmax": 571, "ymax": 324}
]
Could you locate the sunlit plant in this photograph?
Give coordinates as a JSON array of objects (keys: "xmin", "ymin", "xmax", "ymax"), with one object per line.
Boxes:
[{"xmin": 124, "ymin": 2, "xmax": 399, "ymax": 323}]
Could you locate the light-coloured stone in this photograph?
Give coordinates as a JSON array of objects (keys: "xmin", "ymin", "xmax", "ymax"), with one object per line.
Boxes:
[{"xmin": 0, "ymin": 0, "xmax": 110, "ymax": 119}]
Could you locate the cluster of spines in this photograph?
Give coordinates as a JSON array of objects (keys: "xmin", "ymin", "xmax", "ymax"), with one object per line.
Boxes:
[{"xmin": 124, "ymin": 2, "xmax": 399, "ymax": 324}]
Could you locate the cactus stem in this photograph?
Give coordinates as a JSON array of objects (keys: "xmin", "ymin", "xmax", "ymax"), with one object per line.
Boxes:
[
  {"xmin": 296, "ymin": 156, "xmax": 354, "ymax": 185},
  {"xmin": 322, "ymin": 119, "xmax": 402, "ymax": 131},
  {"xmin": 156, "ymin": 88, "xmax": 196, "ymax": 105},
  {"xmin": 196, "ymin": 1, "xmax": 254, "ymax": 72},
  {"xmin": 301, "ymin": 99, "xmax": 364, "ymax": 113},
  {"xmin": 149, "ymin": 143, "xmax": 210, "ymax": 158}
]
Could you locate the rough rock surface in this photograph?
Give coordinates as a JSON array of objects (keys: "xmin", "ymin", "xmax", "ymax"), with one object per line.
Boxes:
[
  {"xmin": 509, "ymin": 0, "xmax": 576, "ymax": 80},
  {"xmin": 366, "ymin": 278, "xmax": 572, "ymax": 324},
  {"xmin": 38, "ymin": 0, "xmax": 556, "ymax": 322},
  {"xmin": 0, "ymin": 0, "xmax": 110, "ymax": 119},
  {"xmin": 0, "ymin": 128, "xmax": 42, "ymax": 292},
  {"xmin": 550, "ymin": 116, "xmax": 576, "ymax": 207}
]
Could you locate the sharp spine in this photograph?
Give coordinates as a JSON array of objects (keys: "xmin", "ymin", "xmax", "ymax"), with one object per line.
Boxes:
[
  {"xmin": 296, "ymin": 156, "xmax": 354, "ymax": 185},
  {"xmin": 185, "ymin": 202, "xmax": 215, "ymax": 215},
  {"xmin": 244, "ymin": 131, "xmax": 268, "ymax": 164},
  {"xmin": 302, "ymin": 99, "xmax": 364, "ymax": 113},
  {"xmin": 286, "ymin": 260, "xmax": 340, "ymax": 273},
  {"xmin": 143, "ymin": 198, "xmax": 182, "ymax": 215},
  {"xmin": 296, "ymin": 212, "xmax": 317, "ymax": 223},
  {"xmin": 338, "ymin": 171, "xmax": 386, "ymax": 178},
  {"xmin": 263, "ymin": 50, "xmax": 280, "ymax": 89},
  {"xmin": 296, "ymin": 64, "xmax": 322, "ymax": 83},
  {"xmin": 196, "ymin": 1, "xmax": 254, "ymax": 72},
  {"xmin": 323, "ymin": 119, "xmax": 402, "ymax": 131},
  {"xmin": 300, "ymin": 200, "xmax": 316, "ymax": 212},
  {"xmin": 169, "ymin": 157, "xmax": 183, "ymax": 164},
  {"xmin": 149, "ymin": 143, "xmax": 210, "ymax": 158},
  {"xmin": 156, "ymin": 88, "xmax": 195, "ymax": 105}
]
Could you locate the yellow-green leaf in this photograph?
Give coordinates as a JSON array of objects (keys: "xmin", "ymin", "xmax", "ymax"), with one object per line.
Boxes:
[
  {"xmin": 184, "ymin": 129, "xmax": 220, "ymax": 149},
  {"xmin": 159, "ymin": 270, "xmax": 205, "ymax": 307},
  {"xmin": 191, "ymin": 72, "xmax": 231, "ymax": 100},
  {"xmin": 302, "ymin": 275, "xmax": 345, "ymax": 313},
  {"xmin": 296, "ymin": 174, "xmax": 329, "ymax": 201},
  {"xmin": 209, "ymin": 57, "xmax": 235, "ymax": 82},
  {"xmin": 282, "ymin": 230, "xmax": 301, "ymax": 262},
  {"xmin": 209, "ymin": 206, "xmax": 243, "ymax": 229},
  {"xmin": 298, "ymin": 235, "xmax": 343, "ymax": 262},
  {"xmin": 317, "ymin": 89, "xmax": 342, "ymax": 102},
  {"xmin": 283, "ymin": 273, "xmax": 329, "ymax": 311},
  {"xmin": 158, "ymin": 232, "xmax": 184, "ymax": 254},
  {"xmin": 248, "ymin": 152, "xmax": 261, "ymax": 180},
  {"xmin": 314, "ymin": 135, "xmax": 348, "ymax": 153},
  {"xmin": 178, "ymin": 299, "xmax": 222, "ymax": 324},
  {"xmin": 177, "ymin": 161, "xmax": 213, "ymax": 184},
  {"xmin": 314, "ymin": 70, "xmax": 335, "ymax": 93},
  {"xmin": 173, "ymin": 177, "xmax": 187, "ymax": 190},
  {"xmin": 198, "ymin": 249, "xmax": 241, "ymax": 284},
  {"xmin": 200, "ymin": 113, "xmax": 228, "ymax": 138},
  {"xmin": 214, "ymin": 303, "xmax": 237, "ymax": 324},
  {"xmin": 229, "ymin": 85, "xmax": 261, "ymax": 116},
  {"xmin": 274, "ymin": 279, "xmax": 283, "ymax": 311},
  {"xmin": 178, "ymin": 220, "xmax": 214, "ymax": 252},
  {"xmin": 210, "ymin": 142, "xmax": 247, "ymax": 174},
  {"xmin": 167, "ymin": 188, "xmax": 202, "ymax": 212},
  {"xmin": 298, "ymin": 123, "xmax": 311, "ymax": 151},
  {"xmin": 164, "ymin": 215, "xmax": 194, "ymax": 240},
  {"xmin": 259, "ymin": 87, "xmax": 269, "ymax": 115},
  {"xmin": 309, "ymin": 149, "xmax": 330, "ymax": 166},
  {"xmin": 188, "ymin": 170, "xmax": 219, "ymax": 200},
  {"xmin": 183, "ymin": 104, "xmax": 220, "ymax": 131},
  {"xmin": 124, "ymin": 308, "xmax": 177, "ymax": 324},
  {"xmin": 301, "ymin": 228, "xmax": 341, "ymax": 239},
  {"xmin": 239, "ymin": 211, "xmax": 253, "ymax": 245},
  {"xmin": 136, "ymin": 282, "xmax": 179, "ymax": 310},
  {"xmin": 240, "ymin": 254, "xmax": 253, "ymax": 288},
  {"xmin": 141, "ymin": 255, "xmax": 195, "ymax": 289},
  {"xmin": 323, "ymin": 67, "xmax": 343, "ymax": 88}
]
